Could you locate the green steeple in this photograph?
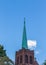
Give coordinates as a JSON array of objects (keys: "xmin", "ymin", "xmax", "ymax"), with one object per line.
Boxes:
[{"xmin": 22, "ymin": 18, "xmax": 28, "ymax": 49}]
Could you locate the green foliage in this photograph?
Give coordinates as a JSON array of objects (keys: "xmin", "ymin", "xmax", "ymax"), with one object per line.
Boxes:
[
  {"xmin": 0, "ymin": 45, "xmax": 6, "ymax": 57},
  {"xmin": 0, "ymin": 45, "xmax": 14, "ymax": 65},
  {"xmin": 43, "ymin": 60, "xmax": 46, "ymax": 65},
  {"xmin": 0, "ymin": 56, "xmax": 14, "ymax": 65}
]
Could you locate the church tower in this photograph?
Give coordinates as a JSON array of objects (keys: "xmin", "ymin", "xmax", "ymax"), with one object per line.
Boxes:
[{"xmin": 15, "ymin": 19, "xmax": 39, "ymax": 65}]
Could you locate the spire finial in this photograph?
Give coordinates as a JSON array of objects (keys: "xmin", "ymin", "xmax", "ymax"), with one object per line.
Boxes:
[{"xmin": 22, "ymin": 18, "xmax": 28, "ymax": 49}]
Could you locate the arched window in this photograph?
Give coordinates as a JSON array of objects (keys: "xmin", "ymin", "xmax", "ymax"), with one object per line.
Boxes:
[
  {"xmin": 25, "ymin": 55, "xmax": 28, "ymax": 63},
  {"xmin": 17, "ymin": 56, "xmax": 19, "ymax": 65},
  {"xmin": 30, "ymin": 56, "xmax": 33, "ymax": 64},
  {"xmin": 20, "ymin": 55, "xmax": 22, "ymax": 63}
]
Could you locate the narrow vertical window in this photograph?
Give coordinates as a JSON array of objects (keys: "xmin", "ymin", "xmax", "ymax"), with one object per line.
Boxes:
[
  {"xmin": 20, "ymin": 55, "xmax": 22, "ymax": 63},
  {"xmin": 30, "ymin": 56, "xmax": 33, "ymax": 64},
  {"xmin": 17, "ymin": 56, "xmax": 19, "ymax": 65},
  {"xmin": 25, "ymin": 55, "xmax": 28, "ymax": 63}
]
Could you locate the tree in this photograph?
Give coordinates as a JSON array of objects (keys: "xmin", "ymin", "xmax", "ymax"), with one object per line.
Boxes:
[
  {"xmin": 43, "ymin": 60, "xmax": 46, "ymax": 65},
  {"xmin": 0, "ymin": 45, "xmax": 14, "ymax": 65},
  {"xmin": 0, "ymin": 45, "xmax": 6, "ymax": 57}
]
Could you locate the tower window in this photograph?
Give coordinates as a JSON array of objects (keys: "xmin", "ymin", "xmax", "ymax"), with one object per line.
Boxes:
[
  {"xmin": 17, "ymin": 56, "xmax": 19, "ymax": 65},
  {"xmin": 25, "ymin": 55, "xmax": 28, "ymax": 63},
  {"xmin": 20, "ymin": 55, "xmax": 22, "ymax": 63},
  {"xmin": 30, "ymin": 56, "xmax": 33, "ymax": 64}
]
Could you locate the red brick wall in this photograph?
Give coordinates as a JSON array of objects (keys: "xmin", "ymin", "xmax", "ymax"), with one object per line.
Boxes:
[{"xmin": 15, "ymin": 49, "xmax": 39, "ymax": 65}]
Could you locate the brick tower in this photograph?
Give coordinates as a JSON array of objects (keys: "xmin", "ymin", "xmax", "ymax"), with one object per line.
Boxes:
[{"xmin": 15, "ymin": 19, "xmax": 39, "ymax": 65}]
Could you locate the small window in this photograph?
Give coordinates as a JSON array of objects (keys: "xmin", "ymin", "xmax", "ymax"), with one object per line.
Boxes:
[
  {"xmin": 25, "ymin": 55, "xmax": 28, "ymax": 63},
  {"xmin": 20, "ymin": 55, "xmax": 22, "ymax": 63},
  {"xmin": 30, "ymin": 56, "xmax": 33, "ymax": 64}
]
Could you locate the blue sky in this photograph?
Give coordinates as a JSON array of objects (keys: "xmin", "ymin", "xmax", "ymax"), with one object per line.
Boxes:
[{"xmin": 0, "ymin": 0, "xmax": 46, "ymax": 64}]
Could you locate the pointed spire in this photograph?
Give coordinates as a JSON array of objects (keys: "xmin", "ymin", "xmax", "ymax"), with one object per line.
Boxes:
[{"xmin": 22, "ymin": 18, "xmax": 28, "ymax": 49}]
